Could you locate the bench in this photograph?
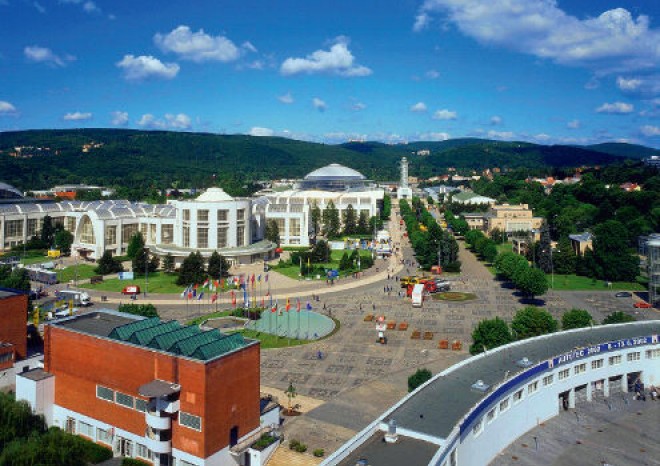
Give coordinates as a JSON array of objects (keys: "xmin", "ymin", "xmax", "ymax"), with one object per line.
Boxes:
[
  {"xmin": 438, "ymin": 339, "xmax": 449, "ymax": 349},
  {"xmin": 364, "ymin": 314, "xmax": 374, "ymax": 322},
  {"xmin": 411, "ymin": 330, "xmax": 421, "ymax": 340},
  {"xmin": 451, "ymin": 340, "xmax": 463, "ymax": 351},
  {"xmin": 386, "ymin": 321, "xmax": 397, "ymax": 330},
  {"xmin": 423, "ymin": 331, "xmax": 434, "ymax": 341},
  {"xmin": 398, "ymin": 322, "xmax": 409, "ymax": 331}
]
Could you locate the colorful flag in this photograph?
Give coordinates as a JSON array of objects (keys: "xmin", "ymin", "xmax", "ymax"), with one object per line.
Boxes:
[
  {"xmin": 231, "ymin": 290, "xmax": 236, "ymax": 306},
  {"xmin": 180, "ymin": 285, "xmax": 189, "ymax": 299},
  {"xmin": 202, "ymin": 279, "xmax": 209, "ymax": 288},
  {"xmin": 197, "ymin": 292, "xmax": 204, "ymax": 300},
  {"xmin": 194, "ymin": 283, "xmax": 199, "ymax": 289},
  {"xmin": 296, "ymin": 298, "xmax": 301, "ymax": 312},
  {"xmin": 306, "ymin": 302, "xmax": 312, "ymax": 311},
  {"xmin": 192, "ymin": 288, "xmax": 197, "ymax": 298},
  {"xmin": 214, "ymin": 280, "xmax": 219, "ymax": 289},
  {"xmin": 251, "ymin": 273, "xmax": 255, "ymax": 285},
  {"xmin": 188, "ymin": 290, "xmax": 193, "ymax": 300},
  {"xmin": 260, "ymin": 296, "xmax": 265, "ymax": 307},
  {"xmin": 285, "ymin": 297, "xmax": 291, "ymax": 312},
  {"xmin": 265, "ymin": 273, "xmax": 269, "ymax": 282},
  {"xmin": 271, "ymin": 300, "xmax": 277, "ymax": 313},
  {"xmin": 257, "ymin": 274, "xmax": 261, "ymax": 282},
  {"xmin": 211, "ymin": 293, "xmax": 218, "ymax": 303}
]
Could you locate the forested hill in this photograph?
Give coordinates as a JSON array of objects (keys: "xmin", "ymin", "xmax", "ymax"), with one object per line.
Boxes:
[{"xmin": 0, "ymin": 129, "xmax": 655, "ymax": 193}]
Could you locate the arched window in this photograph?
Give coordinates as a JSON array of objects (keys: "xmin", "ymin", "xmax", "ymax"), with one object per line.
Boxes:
[{"xmin": 80, "ymin": 216, "xmax": 96, "ymax": 244}]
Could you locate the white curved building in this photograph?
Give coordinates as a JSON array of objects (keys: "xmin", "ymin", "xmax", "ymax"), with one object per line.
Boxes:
[
  {"xmin": 324, "ymin": 321, "xmax": 660, "ymax": 466},
  {"xmin": 265, "ymin": 163, "xmax": 384, "ymax": 246}
]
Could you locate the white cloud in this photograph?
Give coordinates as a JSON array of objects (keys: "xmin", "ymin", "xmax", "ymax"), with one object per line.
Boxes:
[
  {"xmin": 110, "ymin": 111, "xmax": 128, "ymax": 126},
  {"xmin": 567, "ymin": 119, "xmax": 581, "ymax": 129},
  {"xmin": 137, "ymin": 113, "xmax": 191, "ymax": 130},
  {"xmin": 312, "ymin": 97, "xmax": 327, "ymax": 112},
  {"xmin": 277, "ymin": 92, "xmax": 294, "ymax": 104},
  {"xmin": 249, "ymin": 127, "xmax": 275, "ymax": 137},
  {"xmin": 154, "ymin": 26, "xmax": 240, "ymax": 63},
  {"xmin": 415, "ymin": 1, "xmax": 660, "ymax": 74},
  {"xmin": 425, "ymin": 70, "xmax": 440, "ymax": 79},
  {"xmin": 488, "ymin": 130, "xmax": 515, "ymax": 140},
  {"xmin": 280, "ymin": 37, "xmax": 372, "ymax": 77},
  {"xmin": 596, "ymin": 101, "xmax": 634, "ymax": 114},
  {"xmin": 0, "ymin": 101, "xmax": 17, "ymax": 115},
  {"xmin": 63, "ymin": 111, "xmax": 92, "ymax": 121},
  {"xmin": 410, "ymin": 102, "xmax": 427, "ymax": 113},
  {"xmin": 617, "ymin": 76, "xmax": 642, "ymax": 91},
  {"xmin": 116, "ymin": 55, "xmax": 179, "ymax": 81},
  {"xmin": 34, "ymin": 2, "xmax": 46, "ymax": 13},
  {"xmin": 24, "ymin": 45, "xmax": 75, "ymax": 67},
  {"xmin": 615, "ymin": 75, "xmax": 660, "ymax": 96},
  {"xmin": 533, "ymin": 133, "xmax": 551, "ymax": 142},
  {"xmin": 641, "ymin": 125, "xmax": 660, "ymax": 137},
  {"xmin": 351, "ymin": 102, "xmax": 366, "ymax": 111},
  {"xmin": 242, "ymin": 41, "xmax": 257, "ymax": 53},
  {"xmin": 413, "ymin": 12, "xmax": 430, "ymax": 32},
  {"xmin": 490, "ymin": 115, "xmax": 502, "ymax": 125},
  {"xmin": 60, "ymin": 0, "xmax": 100, "ymax": 14},
  {"xmin": 432, "ymin": 109, "xmax": 457, "ymax": 120},
  {"xmin": 418, "ymin": 131, "xmax": 451, "ymax": 141}
]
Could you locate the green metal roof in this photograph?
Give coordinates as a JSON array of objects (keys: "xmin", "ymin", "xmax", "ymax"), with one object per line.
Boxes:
[
  {"xmin": 191, "ymin": 333, "xmax": 246, "ymax": 360},
  {"xmin": 129, "ymin": 320, "xmax": 181, "ymax": 346},
  {"xmin": 108, "ymin": 317, "xmax": 161, "ymax": 341},
  {"xmin": 148, "ymin": 326, "xmax": 201, "ymax": 351},
  {"xmin": 170, "ymin": 329, "xmax": 224, "ymax": 357}
]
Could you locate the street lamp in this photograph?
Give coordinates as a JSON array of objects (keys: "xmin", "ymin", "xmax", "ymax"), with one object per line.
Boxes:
[{"xmin": 144, "ymin": 247, "xmax": 149, "ymax": 297}]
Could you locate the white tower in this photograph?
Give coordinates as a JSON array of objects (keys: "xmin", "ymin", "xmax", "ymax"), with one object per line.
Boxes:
[{"xmin": 397, "ymin": 157, "xmax": 412, "ymax": 199}]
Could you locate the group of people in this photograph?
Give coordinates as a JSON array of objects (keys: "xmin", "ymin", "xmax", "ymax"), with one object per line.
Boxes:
[{"xmin": 633, "ymin": 380, "xmax": 658, "ymax": 401}]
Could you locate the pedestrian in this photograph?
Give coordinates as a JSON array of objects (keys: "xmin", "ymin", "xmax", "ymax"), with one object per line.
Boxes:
[{"xmin": 372, "ymin": 303, "xmax": 375, "ymax": 311}]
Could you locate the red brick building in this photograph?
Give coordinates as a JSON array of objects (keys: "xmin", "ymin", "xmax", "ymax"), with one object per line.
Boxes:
[
  {"xmin": 17, "ymin": 310, "xmax": 280, "ymax": 466},
  {"xmin": 0, "ymin": 289, "xmax": 28, "ymax": 370}
]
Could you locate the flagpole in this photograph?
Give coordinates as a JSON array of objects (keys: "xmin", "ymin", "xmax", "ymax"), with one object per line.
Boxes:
[{"xmin": 287, "ymin": 306, "xmax": 290, "ymax": 346}]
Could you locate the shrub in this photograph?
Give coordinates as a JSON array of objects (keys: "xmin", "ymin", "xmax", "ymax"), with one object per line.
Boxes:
[
  {"xmin": 295, "ymin": 443, "xmax": 308, "ymax": 453},
  {"xmin": 122, "ymin": 459, "xmax": 151, "ymax": 466},
  {"xmin": 408, "ymin": 368, "xmax": 432, "ymax": 392},
  {"xmin": 289, "ymin": 439, "xmax": 300, "ymax": 450},
  {"xmin": 313, "ymin": 448, "xmax": 325, "ymax": 457},
  {"xmin": 253, "ymin": 433, "xmax": 277, "ymax": 451}
]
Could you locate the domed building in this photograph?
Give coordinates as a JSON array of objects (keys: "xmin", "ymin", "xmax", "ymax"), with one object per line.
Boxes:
[
  {"xmin": 264, "ymin": 163, "xmax": 384, "ymax": 246},
  {"xmin": 0, "ymin": 182, "xmax": 23, "ymax": 200}
]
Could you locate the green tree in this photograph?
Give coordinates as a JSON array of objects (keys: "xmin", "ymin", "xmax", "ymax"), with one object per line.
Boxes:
[
  {"xmin": 2, "ymin": 268, "xmax": 31, "ymax": 292},
  {"xmin": 207, "ymin": 251, "xmax": 229, "ymax": 279},
  {"xmin": 561, "ymin": 309, "xmax": 593, "ymax": 329},
  {"xmin": 265, "ymin": 219, "xmax": 280, "ymax": 245},
  {"xmin": 126, "ymin": 232, "xmax": 145, "ymax": 260},
  {"xmin": 118, "ymin": 303, "xmax": 158, "ymax": 318},
  {"xmin": 408, "ymin": 368, "xmax": 432, "ymax": 392},
  {"xmin": 357, "ymin": 210, "xmax": 370, "ymax": 235},
  {"xmin": 311, "ymin": 240, "xmax": 331, "ymax": 263},
  {"xmin": 481, "ymin": 241, "xmax": 498, "ymax": 263},
  {"xmin": 95, "ymin": 251, "xmax": 124, "ymax": 275},
  {"xmin": 322, "ymin": 201, "xmax": 341, "ymax": 238},
  {"xmin": 490, "ymin": 227, "xmax": 507, "ymax": 244},
  {"xmin": 553, "ymin": 236, "xmax": 576, "ymax": 275},
  {"xmin": 514, "ymin": 267, "xmax": 548, "ymax": 299},
  {"xmin": 381, "ymin": 194, "xmax": 391, "ymax": 220},
  {"xmin": 40, "ymin": 215, "xmax": 56, "ymax": 247},
  {"xmin": 54, "ymin": 229, "xmax": 73, "ymax": 256},
  {"xmin": 495, "ymin": 252, "xmax": 528, "ymax": 280},
  {"xmin": 592, "ymin": 221, "xmax": 639, "ymax": 281},
  {"xmin": 176, "ymin": 252, "xmax": 206, "ymax": 286},
  {"xmin": 163, "ymin": 253, "xmax": 175, "ymax": 274},
  {"xmin": 311, "ymin": 202, "xmax": 322, "ymax": 235},
  {"xmin": 342, "ymin": 204, "xmax": 357, "ymax": 235},
  {"xmin": 470, "ymin": 317, "xmax": 513, "ymax": 355},
  {"xmin": 537, "ymin": 221, "xmax": 553, "ymax": 273},
  {"xmin": 131, "ymin": 247, "xmax": 155, "ymax": 275},
  {"xmin": 602, "ymin": 311, "xmax": 635, "ymax": 325},
  {"xmin": 338, "ymin": 251, "xmax": 352, "ymax": 271},
  {"xmin": 511, "ymin": 306, "xmax": 558, "ymax": 339}
]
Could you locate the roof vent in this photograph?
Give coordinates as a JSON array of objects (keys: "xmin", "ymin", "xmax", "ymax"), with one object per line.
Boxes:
[
  {"xmin": 471, "ymin": 379, "xmax": 490, "ymax": 393},
  {"xmin": 516, "ymin": 357, "xmax": 534, "ymax": 368},
  {"xmin": 384, "ymin": 419, "xmax": 398, "ymax": 443}
]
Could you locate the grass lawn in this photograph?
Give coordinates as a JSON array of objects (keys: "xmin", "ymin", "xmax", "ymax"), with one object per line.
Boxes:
[
  {"xmin": 57, "ymin": 264, "xmax": 97, "ymax": 283},
  {"xmin": 548, "ymin": 274, "xmax": 646, "ymax": 291},
  {"xmin": 273, "ymin": 249, "xmax": 373, "ymax": 280},
  {"xmin": 80, "ymin": 271, "xmax": 184, "ymax": 293},
  {"xmin": 496, "ymin": 243, "xmax": 513, "ymax": 255},
  {"xmin": 233, "ymin": 329, "xmax": 307, "ymax": 349}
]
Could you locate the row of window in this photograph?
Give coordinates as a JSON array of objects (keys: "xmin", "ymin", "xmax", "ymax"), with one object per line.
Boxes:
[
  {"xmin": 96, "ymin": 385, "xmax": 202, "ymax": 431},
  {"xmin": 471, "ymin": 349, "xmax": 657, "ymax": 436},
  {"xmin": 182, "ymin": 209, "xmax": 242, "ymax": 223},
  {"xmin": 73, "ymin": 419, "xmax": 153, "ymax": 461}
]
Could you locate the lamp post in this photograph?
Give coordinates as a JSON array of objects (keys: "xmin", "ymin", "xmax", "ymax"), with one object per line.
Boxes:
[{"xmin": 144, "ymin": 247, "xmax": 149, "ymax": 297}]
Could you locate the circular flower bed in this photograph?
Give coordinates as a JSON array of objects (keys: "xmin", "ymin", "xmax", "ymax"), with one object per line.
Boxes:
[{"xmin": 433, "ymin": 292, "xmax": 477, "ymax": 301}]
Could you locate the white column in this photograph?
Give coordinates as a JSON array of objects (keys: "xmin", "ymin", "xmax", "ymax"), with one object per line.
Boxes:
[
  {"xmin": 603, "ymin": 378, "xmax": 610, "ymax": 397},
  {"xmin": 621, "ymin": 375, "xmax": 628, "ymax": 393},
  {"xmin": 586, "ymin": 382, "xmax": 593, "ymax": 402},
  {"xmin": 568, "ymin": 388, "xmax": 576, "ymax": 409}
]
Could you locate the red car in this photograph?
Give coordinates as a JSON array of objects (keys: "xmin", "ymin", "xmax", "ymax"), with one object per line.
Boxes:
[{"xmin": 633, "ymin": 302, "xmax": 652, "ymax": 309}]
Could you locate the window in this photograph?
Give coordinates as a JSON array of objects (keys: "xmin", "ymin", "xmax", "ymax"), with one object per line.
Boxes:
[
  {"xmin": 217, "ymin": 227, "xmax": 228, "ymax": 248},
  {"xmin": 528, "ymin": 381, "xmax": 539, "ymax": 394},
  {"xmin": 237, "ymin": 209, "xmax": 245, "ymax": 221},
  {"xmin": 197, "ymin": 228, "xmax": 208, "ymax": 248},
  {"xmin": 162, "ymin": 225, "xmax": 174, "ymax": 244},
  {"xmin": 115, "ymin": 392, "xmax": 134, "ymax": 409},
  {"xmin": 79, "ymin": 217, "xmax": 96, "ymax": 244},
  {"xmin": 78, "ymin": 421, "xmax": 94, "ymax": 438},
  {"xmin": 591, "ymin": 359, "xmax": 604, "ymax": 370},
  {"xmin": 558, "ymin": 369, "xmax": 570, "ymax": 380},
  {"xmin": 609, "ymin": 355, "xmax": 622, "ymax": 365},
  {"xmin": 136, "ymin": 443, "xmax": 151, "ymax": 460},
  {"xmin": 574, "ymin": 363, "xmax": 586, "ymax": 375},
  {"xmin": 97, "ymin": 385, "xmax": 114, "ymax": 402},
  {"xmin": 66, "ymin": 217, "xmax": 76, "ymax": 232},
  {"xmin": 513, "ymin": 389, "xmax": 523, "ymax": 403},
  {"xmin": 183, "ymin": 209, "xmax": 190, "ymax": 221},
  {"xmin": 275, "ymin": 219, "xmax": 285, "ymax": 234},
  {"xmin": 183, "ymin": 226, "xmax": 190, "ymax": 248},
  {"xmin": 179, "ymin": 412, "xmax": 202, "ymax": 431},
  {"xmin": 105, "ymin": 226, "xmax": 117, "ymax": 245},
  {"xmin": 122, "ymin": 224, "xmax": 138, "ymax": 243},
  {"xmin": 27, "ymin": 219, "xmax": 39, "ymax": 237},
  {"xmin": 5, "ymin": 220, "xmax": 23, "ymax": 237},
  {"xmin": 543, "ymin": 375, "xmax": 554, "ymax": 386},
  {"xmin": 627, "ymin": 352, "xmax": 641, "ymax": 362},
  {"xmin": 289, "ymin": 218, "xmax": 300, "ymax": 237},
  {"xmin": 499, "ymin": 398, "xmax": 509, "ymax": 412},
  {"xmin": 646, "ymin": 349, "xmax": 660, "ymax": 359},
  {"xmin": 472, "ymin": 419, "xmax": 482, "ymax": 436},
  {"xmin": 135, "ymin": 399, "xmax": 148, "ymax": 412},
  {"xmin": 486, "ymin": 408, "xmax": 496, "ymax": 423},
  {"xmin": 236, "ymin": 226, "xmax": 245, "ymax": 247},
  {"xmin": 97, "ymin": 428, "xmax": 112, "ymax": 445},
  {"xmin": 197, "ymin": 210, "xmax": 209, "ymax": 222},
  {"xmin": 217, "ymin": 210, "xmax": 228, "ymax": 222}
]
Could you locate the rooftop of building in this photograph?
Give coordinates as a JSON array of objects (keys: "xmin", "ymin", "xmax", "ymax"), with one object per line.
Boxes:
[
  {"xmin": 337, "ymin": 432, "xmax": 438, "ymax": 466},
  {"xmin": 338, "ymin": 321, "xmax": 660, "ymax": 465},
  {"xmin": 304, "ymin": 164, "xmax": 366, "ymax": 181},
  {"xmin": 569, "ymin": 232, "xmax": 594, "ymax": 242},
  {"xmin": 19, "ymin": 368, "xmax": 54, "ymax": 382},
  {"xmin": 0, "ymin": 288, "xmax": 26, "ymax": 299},
  {"xmin": 51, "ymin": 309, "xmax": 256, "ymax": 363}
]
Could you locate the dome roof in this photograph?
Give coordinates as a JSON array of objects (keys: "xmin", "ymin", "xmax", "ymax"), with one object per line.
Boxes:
[
  {"xmin": 195, "ymin": 187, "xmax": 234, "ymax": 202},
  {"xmin": 304, "ymin": 164, "xmax": 366, "ymax": 181},
  {"xmin": 0, "ymin": 182, "xmax": 23, "ymax": 199}
]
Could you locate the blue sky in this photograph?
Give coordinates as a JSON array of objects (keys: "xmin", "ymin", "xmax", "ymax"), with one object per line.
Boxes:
[{"xmin": 1, "ymin": 0, "xmax": 659, "ymax": 147}]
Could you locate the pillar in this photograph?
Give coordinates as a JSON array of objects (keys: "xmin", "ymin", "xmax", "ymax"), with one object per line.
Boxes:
[
  {"xmin": 603, "ymin": 378, "xmax": 610, "ymax": 397},
  {"xmin": 621, "ymin": 375, "xmax": 628, "ymax": 393},
  {"xmin": 568, "ymin": 388, "xmax": 576, "ymax": 409},
  {"xmin": 586, "ymin": 382, "xmax": 593, "ymax": 402}
]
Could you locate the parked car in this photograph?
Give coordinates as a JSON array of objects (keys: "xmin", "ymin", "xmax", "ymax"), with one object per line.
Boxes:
[
  {"xmin": 633, "ymin": 302, "xmax": 652, "ymax": 309},
  {"xmin": 615, "ymin": 292, "xmax": 632, "ymax": 298}
]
